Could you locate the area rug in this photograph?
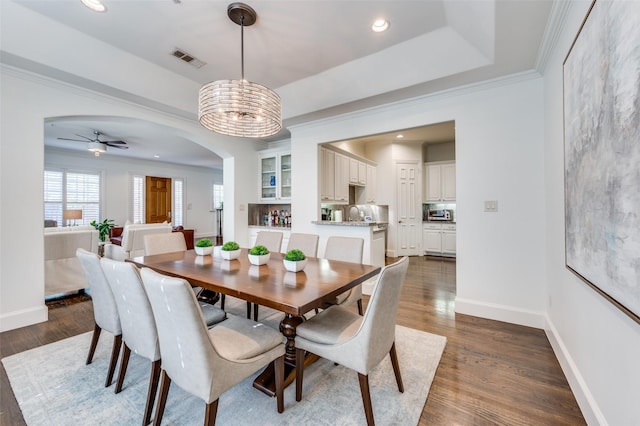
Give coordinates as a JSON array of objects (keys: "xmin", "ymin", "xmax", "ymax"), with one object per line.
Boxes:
[{"xmin": 3, "ymin": 300, "xmax": 446, "ymax": 425}]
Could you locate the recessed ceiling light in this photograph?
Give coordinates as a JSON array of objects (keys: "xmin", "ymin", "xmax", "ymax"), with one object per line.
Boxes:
[
  {"xmin": 396, "ymin": 134, "xmax": 404, "ymax": 139},
  {"xmin": 153, "ymin": 155, "xmax": 160, "ymax": 159},
  {"xmin": 81, "ymin": 0, "xmax": 107, "ymax": 13},
  {"xmin": 372, "ymin": 19, "xmax": 389, "ymax": 33}
]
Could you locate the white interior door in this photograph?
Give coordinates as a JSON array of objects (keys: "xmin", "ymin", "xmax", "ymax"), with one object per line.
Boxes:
[{"xmin": 396, "ymin": 162, "xmax": 422, "ymax": 256}]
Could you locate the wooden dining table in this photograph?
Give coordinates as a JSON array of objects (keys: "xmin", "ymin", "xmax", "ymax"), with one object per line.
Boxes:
[{"xmin": 128, "ymin": 248, "xmax": 380, "ymax": 396}]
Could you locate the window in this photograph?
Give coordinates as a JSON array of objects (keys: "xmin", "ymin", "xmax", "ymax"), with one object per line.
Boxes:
[
  {"xmin": 213, "ymin": 183, "xmax": 224, "ymax": 210},
  {"xmin": 132, "ymin": 175, "xmax": 145, "ymax": 224},
  {"xmin": 173, "ymin": 178, "xmax": 184, "ymax": 227},
  {"xmin": 44, "ymin": 169, "xmax": 101, "ymax": 226}
]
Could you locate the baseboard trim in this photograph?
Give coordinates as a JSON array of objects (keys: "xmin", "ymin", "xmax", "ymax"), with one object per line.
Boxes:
[
  {"xmin": 0, "ymin": 305, "xmax": 48, "ymax": 332},
  {"xmin": 454, "ymin": 297, "xmax": 546, "ymax": 329},
  {"xmin": 544, "ymin": 315, "xmax": 606, "ymax": 425}
]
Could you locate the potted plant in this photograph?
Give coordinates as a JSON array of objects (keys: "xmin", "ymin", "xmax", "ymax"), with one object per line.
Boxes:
[
  {"xmin": 195, "ymin": 238, "xmax": 214, "ymax": 256},
  {"xmin": 283, "ymin": 249, "xmax": 307, "ymax": 272},
  {"xmin": 90, "ymin": 218, "xmax": 115, "ymax": 243},
  {"xmin": 220, "ymin": 241, "xmax": 241, "ymax": 260},
  {"xmin": 248, "ymin": 245, "xmax": 270, "ymax": 265}
]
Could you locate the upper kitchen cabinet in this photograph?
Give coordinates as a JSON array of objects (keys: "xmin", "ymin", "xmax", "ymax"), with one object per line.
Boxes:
[
  {"xmin": 334, "ymin": 152, "xmax": 350, "ymax": 203},
  {"xmin": 349, "ymin": 158, "xmax": 367, "ymax": 186},
  {"xmin": 425, "ymin": 161, "xmax": 456, "ymax": 202},
  {"xmin": 320, "ymin": 147, "xmax": 335, "ymax": 202},
  {"xmin": 260, "ymin": 149, "xmax": 291, "ymax": 201}
]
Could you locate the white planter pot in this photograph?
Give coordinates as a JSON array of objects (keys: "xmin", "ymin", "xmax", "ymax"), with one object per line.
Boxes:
[
  {"xmin": 248, "ymin": 253, "xmax": 270, "ymax": 265},
  {"xmin": 194, "ymin": 246, "xmax": 213, "ymax": 256},
  {"xmin": 283, "ymin": 259, "xmax": 306, "ymax": 272},
  {"xmin": 221, "ymin": 249, "xmax": 241, "ymax": 260}
]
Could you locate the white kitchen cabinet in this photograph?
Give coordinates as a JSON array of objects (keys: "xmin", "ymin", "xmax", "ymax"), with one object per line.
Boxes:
[
  {"xmin": 423, "ymin": 222, "xmax": 456, "ymax": 256},
  {"xmin": 320, "ymin": 147, "xmax": 335, "ymax": 202},
  {"xmin": 349, "ymin": 158, "xmax": 367, "ymax": 186},
  {"xmin": 425, "ymin": 162, "xmax": 456, "ymax": 202},
  {"xmin": 365, "ymin": 164, "xmax": 377, "ymax": 203},
  {"xmin": 334, "ymin": 152, "xmax": 349, "ymax": 203},
  {"xmin": 260, "ymin": 150, "xmax": 291, "ymax": 201}
]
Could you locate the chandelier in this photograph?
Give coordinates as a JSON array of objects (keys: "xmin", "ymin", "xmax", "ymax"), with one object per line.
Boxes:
[{"xmin": 198, "ymin": 3, "xmax": 282, "ymax": 138}]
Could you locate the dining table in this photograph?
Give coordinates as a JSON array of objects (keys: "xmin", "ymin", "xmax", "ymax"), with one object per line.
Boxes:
[{"xmin": 128, "ymin": 248, "xmax": 380, "ymax": 396}]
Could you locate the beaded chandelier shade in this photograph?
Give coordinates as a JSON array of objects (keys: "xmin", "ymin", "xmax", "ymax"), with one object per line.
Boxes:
[{"xmin": 198, "ymin": 3, "xmax": 282, "ymax": 138}]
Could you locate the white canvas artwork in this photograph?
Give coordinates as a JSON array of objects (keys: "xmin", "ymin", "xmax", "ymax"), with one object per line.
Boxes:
[{"xmin": 564, "ymin": 0, "xmax": 640, "ymax": 322}]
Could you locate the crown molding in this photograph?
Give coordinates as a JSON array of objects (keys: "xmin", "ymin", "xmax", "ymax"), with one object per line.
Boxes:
[{"xmin": 535, "ymin": 0, "xmax": 572, "ymax": 73}]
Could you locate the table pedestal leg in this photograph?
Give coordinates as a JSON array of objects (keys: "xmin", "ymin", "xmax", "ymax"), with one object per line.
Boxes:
[{"xmin": 253, "ymin": 314, "xmax": 318, "ymax": 396}]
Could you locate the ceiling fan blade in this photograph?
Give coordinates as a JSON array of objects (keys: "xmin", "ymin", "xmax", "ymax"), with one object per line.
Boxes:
[
  {"xmin": 107, "ymin": 143, "xmax": 128, "ymax": 149},
  {"xmin": 57, "ymin": 137, "xmax": 89, "ymax": 142},
  {"xmin": 102, "ymin": 140, "xmax": 126, "ymax": 145},
  {"xmin": 74, "ymin": 134, "xmax": 95, "ymax": 141}
]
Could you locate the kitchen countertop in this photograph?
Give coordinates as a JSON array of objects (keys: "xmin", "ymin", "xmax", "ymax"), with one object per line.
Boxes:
[{"xmin": 312, "ymin": 220, "xmax": 388, "ymax": 227}]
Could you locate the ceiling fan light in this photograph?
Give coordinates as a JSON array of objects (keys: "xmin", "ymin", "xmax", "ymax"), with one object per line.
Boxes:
[
  {"xmin": 87, "ymin": 141, "xmax": 107, "ymax": 153},
  {"xmin": 80, "ymin": 0, "xmax": 107, "ymax": 13}
]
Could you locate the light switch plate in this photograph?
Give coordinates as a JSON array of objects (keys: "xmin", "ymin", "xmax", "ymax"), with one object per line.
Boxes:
[{"xmin": 484, "ymin": 200, "xmax": 498, "ymax": 212}]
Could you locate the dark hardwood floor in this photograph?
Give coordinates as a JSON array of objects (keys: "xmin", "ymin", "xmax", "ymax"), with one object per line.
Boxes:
[{"xmin": 0, "ymin": 256, "xmax": 585, "ymax": 425}]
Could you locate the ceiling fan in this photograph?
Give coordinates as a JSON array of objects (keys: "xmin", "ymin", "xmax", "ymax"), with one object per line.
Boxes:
[{"xmin": 57, "ymin": 130, "xmax": 128, "ymax": 155}]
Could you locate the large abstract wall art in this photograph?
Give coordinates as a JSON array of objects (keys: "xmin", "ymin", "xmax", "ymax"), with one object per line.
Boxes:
[{"xmin": 563, "ymin": 0, "xmax": 640, "ymax": 323}]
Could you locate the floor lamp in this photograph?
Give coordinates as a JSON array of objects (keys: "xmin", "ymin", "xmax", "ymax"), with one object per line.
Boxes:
[{"xmin": 63, "ymin": 209, "xmax": 82, "ymax": 226}]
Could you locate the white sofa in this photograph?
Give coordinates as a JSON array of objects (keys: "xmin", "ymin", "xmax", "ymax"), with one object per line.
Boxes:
[
  {"xmin": 44, "ymin": 226, "xmax": 99, "ymax": 297},
  {"xmin": 103, "ymin": 223, "xmax": 172, "ymax": 261}
]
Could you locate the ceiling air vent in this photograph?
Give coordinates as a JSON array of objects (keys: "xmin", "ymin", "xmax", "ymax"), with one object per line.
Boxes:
[{"xmin": 171, "ymin": 48, "xmax": 206, "ymax": 68}]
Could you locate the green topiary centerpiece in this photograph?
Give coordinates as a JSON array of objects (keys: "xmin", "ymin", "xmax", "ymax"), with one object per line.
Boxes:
[
  {"xmin": 248, "ymin": 245, "xmax": 270, "ymax": 265},
  {"xmin": 284, "ymin": 248, "xmax": 307, "ymax": 272},
  {"xmin": 195, "ymin": 238, "xmax": 213, "ymax": 255},
  {"xmin": 221, "ymin": 241, "xmax": 241, "ymax": 260}
]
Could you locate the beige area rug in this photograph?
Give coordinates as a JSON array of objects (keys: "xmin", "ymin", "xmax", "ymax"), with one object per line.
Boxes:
[{"xmin": 3, "ymin": 298, "xmax": 446, "ymax": 425}]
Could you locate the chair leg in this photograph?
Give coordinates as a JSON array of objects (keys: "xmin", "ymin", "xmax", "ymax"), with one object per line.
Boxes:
[
  {"xmin": 275, "ymin": 355, "xmax": 285, "ymax": 413},
  {"xmin": 389, "ymin": 342, "xmax": 404, "ymax": 393},
  {"xmin": 246, "ymin": 301, "xmax": 252, "ymax": 319},
  {"xmin": 153, "ymin": 370, "xmax": 171, "ymax": 426},
  {"xmin": 357, "ymin": 373, "xmax": 375, "ymax": 426},
  {"xmin": 253, "ymin": 303, "xmax": 259, "ymax": 321},
  {"xmin": 115, "ymin": 343, "xmax": 132, "ymax": 394},
  {"xmin": 295, "ymin": 348, "xmax": 305, "ymax": 402},
  {"xmin": 105, "ymin": 334, "xmax": 122, "ymax": 388},
  {"xmin": 204, "ymin": 399, "xmax": 219, "ymax": 426},
  {"xmin": 86, "ymin": 323, "xmax": 101, "ymax": 365},
  {"xmin": 220, "ymin": 294, "xmax": 225, "ymax": 310},
  {"xmin": 357, "ymin": 299, "xmax": 364, "ymax": 316},
  {"xmin": 143, "ymin": 360, "xmax": 162, "ymax": 426}
]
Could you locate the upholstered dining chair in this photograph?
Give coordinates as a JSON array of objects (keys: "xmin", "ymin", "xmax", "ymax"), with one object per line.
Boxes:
[
  {"xmin": 143, "ymin": 232, "xmax": 186, "ymax": 255},
  {"xmin": 139, "ymin": 267, "xmax": 286, "ymax": 425},
  {"xmin": 294, "ymin": 256, "xmax": 409, "ymax": 426},
  {"xmin": 322, "ymin": 236, "xmax": 365, "ymax": 315},
  {"xmin": 76, "ymin": 248, "xmax": 122, "ymax": 388},
  {"xmin": 143, "ymin": 232, "xmax": 219, "ymax": 311},
  {"xmin": 286, "ymin": 233, "xmax": 319, "ymax": 258},
  {"xmin": 238, "ymin": 231, "xmax": 285, "ymax": 321},
  {"xmin": 100, "ymin": 258, "xmax": 227, "ymax": 425}
]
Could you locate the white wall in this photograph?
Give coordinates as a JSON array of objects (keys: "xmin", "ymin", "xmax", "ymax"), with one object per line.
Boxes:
[
  {"xmin": 45, "ymin": 147, "xmax": 222, "ymax": 236},
  {"xmin": 290, "ymin": 74, "xmax": 547, "ymax": 329},
  {"xmin": 542, "ymin": 2, "xmax": 640, "ymax": 424},
  {"xmin": 0, "ymin": 68, "xmax": 257, "ymax": 331}
]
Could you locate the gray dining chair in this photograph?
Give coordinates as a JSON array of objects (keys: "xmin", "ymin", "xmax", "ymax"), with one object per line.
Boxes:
[
  {"xmin": 244, "ymin": 231, "xmax": 285, "ymax": 321},
  {"xmin": 286, "ymin": 233, "xmax": 319, "ymax": 257},
  {"xmin": 100, "ymin": 257, "xmax": 163, "ymax": 425},
  {"xmin": 322, "ymin": 236, "xmax": 365, "ymax": 315},
  {"xmin": 76, "ymin": 248, "xmax": 122, "ymax": 388},
  {"xmin": 143, "ymin": 232, "xmax": 186, "ymax": 255},
  {"xmin": 294, "ymin": 256, "xmax": 409, "ymax": 425},
  {"xmin": 140, "ymin": 267, "xmax": 286, "ymax": 425},
  {"xmin": 144, "ymin": 232, "xmax": 219, "ymax": 312}
]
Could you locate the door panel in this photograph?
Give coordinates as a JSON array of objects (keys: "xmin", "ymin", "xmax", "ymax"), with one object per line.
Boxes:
[
  {"xmin": 146, "ymin": 176, "xmax": 171, "ymax": 223},
  {"xmin": 396, "ymin": 162, "xmax": 421, "ymax": 256}
]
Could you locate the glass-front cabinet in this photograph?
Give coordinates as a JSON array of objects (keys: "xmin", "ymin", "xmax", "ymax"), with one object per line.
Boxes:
[{"xmin": 260, "ymin": 150, "xmax": 291, "ymax": 201}]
